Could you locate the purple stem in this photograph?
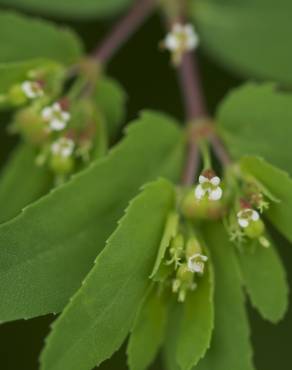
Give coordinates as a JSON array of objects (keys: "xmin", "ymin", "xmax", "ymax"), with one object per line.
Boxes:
[{"xmin": 93, "ymin": 0, "xmax": 155, "ymax": 64}]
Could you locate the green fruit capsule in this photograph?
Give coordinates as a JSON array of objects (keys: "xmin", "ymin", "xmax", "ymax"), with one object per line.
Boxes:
[
  {"xmin": 49, "ymin": 155, "xmax": 75, "ymax": 175},
  {"xmin": 181, "ymin": 190, "xmax": 223, "ymax": 220},
  {"xmin": 245, "ymin": 219, "xmax": 265, "ymax": 239},
  {"xmin": 15, "ymin": 108, "xmax": 49, "ymax": 145}
]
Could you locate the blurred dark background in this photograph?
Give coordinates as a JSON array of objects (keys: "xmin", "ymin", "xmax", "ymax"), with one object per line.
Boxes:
[{"xmin": 0, "ymin": 9, "xmax": 291, "ymax": 370}]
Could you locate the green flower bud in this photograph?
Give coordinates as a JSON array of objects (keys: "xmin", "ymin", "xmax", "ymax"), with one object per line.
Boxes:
[
  {"xmin": 185, "ymin": 237, "xmax": 202, "ymax": 259},
  {"xmin": 49, "ymin": 155, "xmax": 75, "ymax": 175},
  {"xmin": 170, "ymin": 233, "xmax": 184, "ymax": 251},
  {"xmin": 244, "ymin": 219, "xmax": 265, "ymax": 239}
]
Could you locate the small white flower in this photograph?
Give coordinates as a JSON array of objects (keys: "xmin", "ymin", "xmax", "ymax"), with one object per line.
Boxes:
[
  {"xmin": 194, "ymin": 172, "xmax": 223, "ymax": 201},
  {"xmin": 165, "ymin": 23, "xmax": 199, "ymax": 52},
  {"xmin": 187, "ymin": 253, "xmax": 208, "ymax": 274},
  {"xmin": 237, "ymin": 208, "xmax": 259, "ymax": 228},
  {"xmin": 21, "ymin": 81, "xmax": 44, "ymax": 99},
  {"xmin": 164, "ymin": 23, "xmax": 199, "ymax": 64},
  {"xmin": 51, "ymin": 137, "xmax": 75, "ymax": 158},
  {"xmin": 42, "ymin": 102, "xmax": 70, "ymax": 131}
]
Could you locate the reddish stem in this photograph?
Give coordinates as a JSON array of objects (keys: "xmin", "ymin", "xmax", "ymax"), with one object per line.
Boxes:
[
  {"xmin": 93, "ymin": 0, "xmax": 155, "ymax": 63},
  {"xmin": 178, "ymin": 51, "xmax": 206, "ymax": 185},
  {"xmin": 178, "ymin": 52, "xmax": 207, "ymax": 120},
  {"xmin": 178, "ymin": 51, "xmax": 231, "ymax": 184}
]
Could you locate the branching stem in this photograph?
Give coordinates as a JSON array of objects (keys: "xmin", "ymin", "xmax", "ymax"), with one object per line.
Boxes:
[
  {"xmin": 178, "ymin": 51, "xmax": 232, "ymax": 184},
  {"xmin": 90, "ymin": 0, "xmax": 231, "ymax": 180}
]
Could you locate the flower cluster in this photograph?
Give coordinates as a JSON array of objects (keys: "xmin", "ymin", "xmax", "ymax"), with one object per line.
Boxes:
[
  {"xmin": 153, "ymin": 225, "xmax": 208, "ymax": 303},
  {"xmin": 179, "ymin": 161, "xmax": 271, "ymax": 255},
  {"xmin": 4, "ymin": 64, "xmax": 100, "ymax": 182},
  {"xmin": 233, "ymin": 199, "xmax": 269, "ymax": 248},
  {"xmin": 42, "ymin": 101, "xmax": 71, "ymax": 132}
]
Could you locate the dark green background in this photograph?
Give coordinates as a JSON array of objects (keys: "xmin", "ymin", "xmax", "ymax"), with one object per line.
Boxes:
[{"xmin": 0, "ymin": 9, "xmax": 290, "ymax": 370}]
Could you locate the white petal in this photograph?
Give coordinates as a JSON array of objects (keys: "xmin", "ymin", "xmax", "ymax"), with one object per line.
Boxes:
[
  {"xmin": 186, "ymin": 36, "xmax": 199, "ymax": 50},
  {"xmin": 52, "ymin": 102, "xmax": 61, "ymax": 112},
  {"xmin": 43, "ymin": 107, "xmax": 54, "ymax": 120},
  {"xmin": 199, "ymin": 175, "xmax": 208, "ymax": 184},
  {"xmin": 187, "ymin": 254, "xmax": 208, "ymax": 273},
  {"xmin": 195, "ymin": 185, "xmax": 205, "ymax": 200},
  {"xmin": 165, "ymin": 34, "xmax": 178, "ymax": 50},
  {"xmin": 61, "ymin": 111, "xmax": 71, "ymax": 122},
  {"xmin": 209, "ymin": 186, "xmax": 222, "ymax": 201},
  {"xmin": 21, "ymin": 82, "xmax": 35, "ymax": 98},
  {"xmin": 210, "ymin": 176, "xmax": 220, "ymax": 186},
  {"xmin": 51, "ymin": 142, "xmax": 60, "ymax": 154},
  {"xmin": 251, "ymin": 210, "xmax": 259, "ymax": 221},
  {"xmin": 200, "ymin": 255, "xmax": 208, "ymax": 262},
  {"xmin": 188, "ymin": 260, "xmax": 204, "ymax": 273},
  {"xmin": 238, "ymin": 218, "xmax": 249, "ymax": 228},
  {"xmin": 61, "ymin": 148, "xmax": 72, "ymax": 157},
  {"xmin": 184, "ymin": 24, "xmax": 194, "ymax": 34},
  {"xmin": 50, "ymin": 119, "xmax": 66, "ymax": 131}
]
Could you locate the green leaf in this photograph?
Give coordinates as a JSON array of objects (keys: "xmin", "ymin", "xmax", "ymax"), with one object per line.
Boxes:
[
  {"xmin": 0, "ymin": 110, "xmax": 184, "ymax": 322},
  {"xmin": 127, "ymin": 287, "xmax": 168, "ymax": 370},
  {"xmin": 0, "ymin": 11, "xmax": 83, "ymax": 64},
  {"xmin": 236, "ymin": 238, "xmax": 288, "ymax": 323},
  {"xmin": 196, "ymin": 222, "xmax": 254, "ymax": 370},
  {"xmin": 0, "ymin": 0, "xmax": 133, "ymax": 19},
  {"xmin": 0, "ymin": 144, "xmax": 51, "ymax": 224},
  {"xmin": 241, "ymin": 156, "xmax": 292, "ymax": 243},
  {"xmin": 40, "ymin": 179, "xmax": 175, "ymax": 370},
  {"xmin": 0, "ymin": 60, "xmax": 59, "ymax": 96},
  {"xmin": 95, "ymin": 77, "xmax": 127, "ymax": 141},
  {"xmin": 217, "ymin": 83, "xmax": 292, "ymax": 173},
  {"xmin": 193, "ymin": 0, "xmax": 292, "ymax": 83},
  {"xmin": 163, "ymin": 303, "xmax": 182, "ymax": 370},
  {"xmin": 150, "ymin": 211, "xmax": 179, "ymax": 278},
  {"xmin": 176, "ymin": 251, "xmax": 214, "ymax": 370}
]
